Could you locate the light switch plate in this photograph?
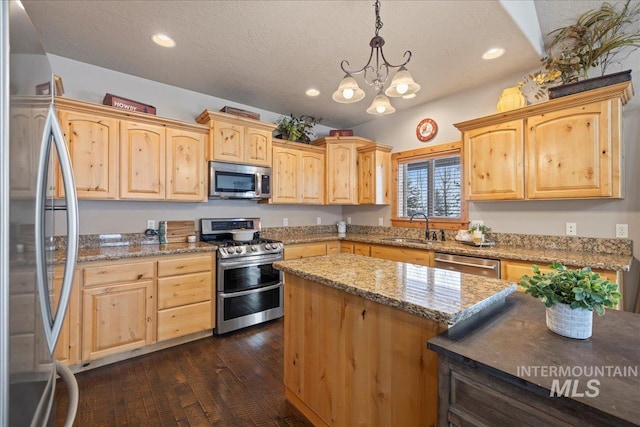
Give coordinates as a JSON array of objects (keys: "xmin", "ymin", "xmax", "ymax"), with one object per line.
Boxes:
[
  {"xmin": 283, "ymin": 218, "xmax": 288, "ymax": 226},
  {"xmin": 378, "ymin": 217, "xmax": 384, "ymax": 226},
  {"xmin": 316, "ymin": 216, "xmax": 322, "ymax": 225}
]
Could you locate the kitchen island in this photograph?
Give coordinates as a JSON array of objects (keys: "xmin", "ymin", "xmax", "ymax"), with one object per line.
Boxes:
[{"xmin": 273, "ymin": 253, "xmax": 516, "ymax": 426}]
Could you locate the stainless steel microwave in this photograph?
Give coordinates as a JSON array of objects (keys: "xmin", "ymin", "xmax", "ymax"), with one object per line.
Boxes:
[{"xmin": 208, "ymin": 161, "xmax": 271, "ymax": 199}]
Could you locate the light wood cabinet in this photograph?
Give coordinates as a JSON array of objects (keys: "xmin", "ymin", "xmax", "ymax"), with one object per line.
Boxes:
[
  {"xmin": 58, "ymin": 108, "xmax": 119, "ymax": 199},
  {"xmin": 463, "ymin": 119, "xmax": 524, "ymax": 200},
  {"xmin": 10, "ymin": 102, "xmax": 47, "ymax": 198},
  {"xmin": 271, "ymin": 139, "xmax": 325, "ymax": 204},
  {"xmin": 196, "ymin": 110, "xmax": 276, "ymax": 167},
  {"xmin": 165, "ymin": 128, "xmax": 206, "ymax": 201},
  {"xmin": 120, "ymin": 121, "xmax": 166, "ymax": 200},
  {"xmin": 81, "ymin": 259, "xmax": 156, "ymax": 361},
  {"xmin": 357, "ymin": 144, "xmax": 392, "ymax": 205},
  {"xmin": 456, "ymin": 82, "xmax": 631, "ymax": 201},
  {"xmin": 284, "ymin": 273, "xmax": 445, "ymax": 426},
  {"xmin": 370, "ymin": 244, "xmax": 433, "ymax": 266},
  {"xmin": 313, "ymin": 137, "xmax": 371, "ymax": 204},
  {"xmin": 353, "ymin": 242, "xmax": 371, "ymax": 256},
  {"xmin": 53, "ymin": 266, "xmax": 81, "ymax": 366},
  {"xmin": 284, "ymin": 241, "xmax": 340, "ymax": 260},
  {"xmin": 57, "ymin": 98, "xmax": 208, "ymax": 202},
  {"xmin": 526, "ymin": 100, "xmax": 620, "ymax": 198},
  {"xmin": 157, "ymin": 254, "xmax": 214, "ymax": 341},
  {"xmin": 340, "ymin": 241, "xmax": 354, "ymax": 253}
]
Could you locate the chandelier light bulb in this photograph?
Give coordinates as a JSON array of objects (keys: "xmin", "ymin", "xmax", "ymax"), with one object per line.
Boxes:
[
  {"xmin": 343, "ymin": 88, "xmax": 354, "ymax": 100},
  {"xmin": 376, "ymin": 105, "xmax": 386, "ymax": 114},
  {"xmin": 366, "ymin": 92, "xmax": 395, "ymax": 115},
  {"xmin": 396, "ymin": 83, "xmax": 409, "ymax": 95}
]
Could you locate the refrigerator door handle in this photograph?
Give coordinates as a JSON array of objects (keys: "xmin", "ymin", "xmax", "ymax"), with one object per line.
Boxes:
[
  {"xmin": 35, "ymin": 104, "xmax": 79, "ymax": 354},
  {"xmin": 55, "ymin": 361, "xmax": 79, "ymax": 427}
]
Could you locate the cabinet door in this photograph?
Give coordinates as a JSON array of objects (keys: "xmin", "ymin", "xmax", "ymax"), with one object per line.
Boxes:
[
  {"xmin": 245, "ymin": 127, "xmax": 271, "ymax": 166},
  {"xmin": 464, "ymin": 119, "xmax": 524, "ymax": 200},
  {"xmin": 272, "ymin": 146, "xmax": 299, "ymax": 203},
  {"xmin": 353, "ymin": 243, "xmax": 371, "ymax": 256},
  {"xmin": 340, "ymin": 242, "xmax": 354, "ymax": 254},
  {"xmin": 82, "ymin": 280, "xmax": 154, "ymax": 361},
  {"xmin": 284, "ymin": 242, "xmax": 330, "ymax": 260},
  {"xmin": 358, "ymin": 148, "xmax": 390, "ymax": 205},
  {"xmin": 212, "ymin": 120, "xmax": 244, "ymax": 162},
  {"xmin": 166, "ymin": 128, "xmax": 206, "ymax": 201},
  {"xmin": 120, "ymin": 121, "xmax": 165, "ymax": 200},
  {"xmin": 10, "ymin": 107, "xmax": 46, "ymax": 198},
  {"xmin": 526, "ymin": 100, "xmax": 618, "ymax": 199},
  {"xmin": 53, "ymin": 267, "xmax": 81, "ymax": 366},
  {"xmin": 327, "ymin": 143, "xmax": 357, "ymax": 204},
  {"xmin": 300, "ymin": 150, "xmax": 325, "ymax": 204},
  {"xmin": 58, "ymin": 109, "xmax": 118, "ymax": 199},
  {"xmin": 370, "ymin": 245, "xmax": 432, "ymax": 266}
]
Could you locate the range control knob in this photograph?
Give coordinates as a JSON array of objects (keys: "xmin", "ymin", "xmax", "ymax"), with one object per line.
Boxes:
[
  {"xmin": 219, "ymin": 248, "xmax": 227, "ymax": 256},
  {"xmin": 237, "ymin": 247, "xmax": 245, "ymax": 254},
  {"xmin": 265, "ymin": 243, "xmax": 272, "ymax": 250},
  {"xmin": 250, "ymin": 245, "xmax": 258, "ymax": 251},
  {"xmin": 227, "ymin": 247, "xmax": 235, "ymax": 254}
]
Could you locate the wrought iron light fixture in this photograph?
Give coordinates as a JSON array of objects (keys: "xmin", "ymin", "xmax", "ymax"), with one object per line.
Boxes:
[{"xmin": 332, "ymin": 0, "xmax": 420, "ymax": 115}]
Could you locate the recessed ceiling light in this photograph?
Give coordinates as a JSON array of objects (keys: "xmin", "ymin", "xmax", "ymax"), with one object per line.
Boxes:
[
  {"xmin": 482, "ymin": 47, "xmax": 505, "ymax": 60},
  {"xmin": 305, "ymin": 88, "xmax": 320, "ymax": 97},
  {"xmin": 152, "ymin": 33, "xmax": 176, "ymax": 48},
  {"xmin": 402, "ymin": 93, "xmax": 417, "ymax": 99}
]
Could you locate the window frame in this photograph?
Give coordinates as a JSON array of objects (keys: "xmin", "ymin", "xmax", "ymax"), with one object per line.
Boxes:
[{"xmin": 391, "ymin": 141, "xmax": 468, "ymax": 230}]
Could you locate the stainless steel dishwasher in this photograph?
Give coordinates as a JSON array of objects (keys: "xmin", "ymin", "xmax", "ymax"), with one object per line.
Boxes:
[{"xmin": 434, "ymin": 253, "xmax": 501, "ymax": 278}]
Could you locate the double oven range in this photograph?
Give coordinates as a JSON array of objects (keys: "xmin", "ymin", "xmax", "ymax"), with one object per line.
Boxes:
[{"xmin": 200, "ymin": 218, "xmax": 284, "ymax": 335}]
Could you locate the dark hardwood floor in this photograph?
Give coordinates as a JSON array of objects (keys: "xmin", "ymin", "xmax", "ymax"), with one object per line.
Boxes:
[{"xmin": 55, "ymin": 319, "xmax": 312, "ymax": 426}]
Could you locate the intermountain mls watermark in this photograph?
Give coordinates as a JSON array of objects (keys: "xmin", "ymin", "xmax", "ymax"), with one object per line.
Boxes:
[{"xmin": 517, "ymin": 365, "xmax": 639, "ymax": 397}]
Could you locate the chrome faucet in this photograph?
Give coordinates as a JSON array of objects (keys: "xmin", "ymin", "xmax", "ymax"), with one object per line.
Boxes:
[{"xmin": 409, "ymin": 212, "xmax": 429, "ymax": 240}]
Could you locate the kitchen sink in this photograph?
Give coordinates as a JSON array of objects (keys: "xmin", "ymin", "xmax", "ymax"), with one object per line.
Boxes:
[{"xmin": 382, "ymin": 237, "xmax": 430, "ymax": 244}]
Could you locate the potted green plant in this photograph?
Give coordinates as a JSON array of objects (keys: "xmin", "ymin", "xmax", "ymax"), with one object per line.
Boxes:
[
  {"xmin": 275, "ymin": 114, "xmax": 322, "ymax": 143},
  {"xmin": 517, "ymin": 1, "xmax": 640, "ymax": 102},
  {"xmin": 520, "ymin": 262, "xmax": 621, "ymax": 339}
]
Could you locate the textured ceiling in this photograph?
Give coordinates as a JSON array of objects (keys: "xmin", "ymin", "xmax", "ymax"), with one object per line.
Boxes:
[{"xmin": 19, "ymin": 0, "xmax": 617, "ymax": 128}]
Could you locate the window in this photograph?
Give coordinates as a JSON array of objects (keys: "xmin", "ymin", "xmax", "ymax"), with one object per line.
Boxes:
[{"xmin": 391, "ymin": 141, "xmax": 467, "ymax": 229}]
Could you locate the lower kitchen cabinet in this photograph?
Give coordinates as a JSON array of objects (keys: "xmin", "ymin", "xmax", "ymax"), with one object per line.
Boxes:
[
  {"xmin": 370, "ymin": 244, "xmax": 433, "ymax": 266},
  {"xmin": 156, "ymin": 254, "xmax": 214, "ymax": 341},
  {"xmin": 53, "ymin": 266, "xmax": 81, "ymax": 366},
  {"xmin": 80, "ymin": 258, "xmax": 157, "ymax": 362},
  {"xmin": 82, "ymin": 279, "xmax": 155, "ymax": 362},
  {"xmin": 284, "ymin": 241, "xmax": 340, "ymax": 260}
]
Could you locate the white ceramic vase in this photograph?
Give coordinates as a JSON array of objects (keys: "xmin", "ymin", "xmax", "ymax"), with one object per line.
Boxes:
[{"xmin": 546, "ymin": 303, "xmax": 593, "ymax": 339}]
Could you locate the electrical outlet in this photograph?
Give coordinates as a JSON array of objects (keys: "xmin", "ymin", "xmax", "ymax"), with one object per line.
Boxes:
[
  {"xmin": 147, "ymin": 220, "xmax": 155, "ymax": 230},
  {"xmin": 566, "ymin": 222, "xmax": 577, "ymax": 236},
  {"xmin": 283, "ymin": 218, "xmax": 288, "ymax": 226},
  {"xmin": 616, "ymin": 224, "xmax": 628, "ymax": 238},
  {"xmin": 347, "ymin": 217, "xmax": 352, "ymax": 225},
  {"xmin": 378, "ymin": 217, "xmax": 384, "ymax": 226},
  {"xmin": 316, "ymin": 216, "xmax": 322, "ymax": 225}
]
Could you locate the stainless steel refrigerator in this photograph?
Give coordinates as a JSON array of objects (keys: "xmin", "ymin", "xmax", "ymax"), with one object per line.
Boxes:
[{"xmin": 1, "ymin": 1, "xmax": 79, "ymax": 425}]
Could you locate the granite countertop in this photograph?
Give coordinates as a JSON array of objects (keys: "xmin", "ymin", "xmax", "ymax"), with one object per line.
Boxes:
[
  {"xmin": 55, "ymin": 241, "xmax": 216, "ymax": 264},
  {"xmin": 275, "ymin": 232, "xmax": 633, "ymax": 271},
  {"xmin": 274, "ymin": 253, "xmax": 517, "ymax": 326},
  {"xmin": 428, "ymin": 292, "xmax": 640, "ymax": 425}
]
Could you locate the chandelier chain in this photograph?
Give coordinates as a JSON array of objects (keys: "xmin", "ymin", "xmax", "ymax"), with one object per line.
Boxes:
[{"xmin": 374, "ymin": 0, "xmax": 383, "ymax": 36}]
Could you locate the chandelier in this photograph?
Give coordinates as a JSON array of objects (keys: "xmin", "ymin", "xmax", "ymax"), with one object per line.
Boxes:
[{"xmin": 332, "ymin": 0, "xmax": 420, "ymax": 115}]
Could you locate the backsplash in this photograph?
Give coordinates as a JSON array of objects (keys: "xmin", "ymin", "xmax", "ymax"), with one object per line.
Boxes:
[{"xmin": 55, "ymin": 225, "xmax": 633, "ymax": 256}]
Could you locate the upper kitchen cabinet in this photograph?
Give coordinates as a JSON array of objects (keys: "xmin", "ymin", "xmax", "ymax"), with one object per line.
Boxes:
[
  {"xmin": 357, "ymin": 143, "xmax": 392, "ymax": 205},
  {"xmin": 312, "ymin": 136, "xmax": 375, "ymax": 205},
  {"xmin": 463, "ymin": 120, "xmax": 524, "ymax": 201},
  {"xmin": 196, "ymin": 110, "xmax": 276, "ymax": 167},
  {"xmin": 455, "ymin": 81, "xmax": 632, "ymax": 201},
  {"xmin": 58, "ymin": 107, "xmax": 118, "ymax": 199},
  {"xmin": 56, "ymin": 98, "xmax": 208, "ymax": 202},
  {"xmin": 271, "ymin": 139, "xmax": 325, "ymax": 204}
]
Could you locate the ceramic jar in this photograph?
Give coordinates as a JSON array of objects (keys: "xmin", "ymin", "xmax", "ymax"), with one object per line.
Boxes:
[{"xmin": 497, "ymin": 86, "xmax": 526, "ymax": 112}]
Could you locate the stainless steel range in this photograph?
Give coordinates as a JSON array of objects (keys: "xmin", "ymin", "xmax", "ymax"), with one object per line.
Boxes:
[{"xmin": 200, "ymin": 218, "xmax": 283, "ymax": 335}]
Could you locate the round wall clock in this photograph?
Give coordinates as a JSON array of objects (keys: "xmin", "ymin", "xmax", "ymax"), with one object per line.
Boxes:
[{"xmin": 416, "ymin": 118, "xmax": 438, "ymax": 142}]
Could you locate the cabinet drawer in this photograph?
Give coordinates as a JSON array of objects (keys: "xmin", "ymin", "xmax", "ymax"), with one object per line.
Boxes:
[
  {"xmin": 353, "ymin": 242, "xmax": 371, "ymax": 256},
  {"xmin": 157, "ymin": 255, "xmax": 211, "ymax": 277},
  {"xmin": 370, "ymin": 245, "xmax": 432, "ymax": 266},
  {"xmin": 83, "ymin": 261, "xmax": 154, "ymax": 287},
  {"xmin": 284, "ymin": 242, "xmax": 328, "ymax": 260},
  {"xmin": 157, "ymin": 301, "xmax": 212, "ymax": 342},
  {"xmin": 158, "ymin": 271, "xmax": 212, "ymax": 309}
]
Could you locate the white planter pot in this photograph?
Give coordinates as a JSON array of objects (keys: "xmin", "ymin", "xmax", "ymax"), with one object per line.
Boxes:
[{"xmin": 546, "ymin": 303, "xmax": 593, "ymax": 339}]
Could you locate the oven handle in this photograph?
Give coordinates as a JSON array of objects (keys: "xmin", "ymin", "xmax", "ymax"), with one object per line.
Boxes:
[
  {"xmin": 220, "ymin": 282, "xmax": 282, "ymax": 298},
  {"xmin": 218, "ymin": 255, "xmax": 283, "ymax": 269}
]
